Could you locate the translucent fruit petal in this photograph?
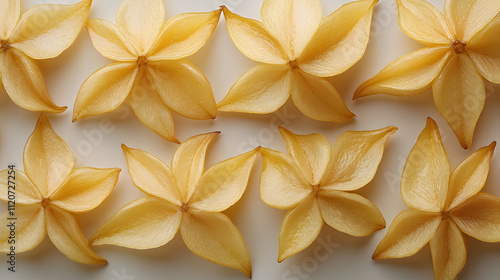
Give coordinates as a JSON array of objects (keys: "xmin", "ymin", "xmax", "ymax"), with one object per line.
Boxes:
[
  {"xmin": 396, "ymin": 0, "xmax": 453, "ymax": 46},
  {"xmin": 0, "ymin": 204, "xmax": 45, "ymax": 253},
  {"xmin": 430, "ymin": 219, "xmax": 466, "ymax": 280},
  {"xmin": 116, "ymin": 0, "xmax": 164, "ymax": 53},
  {"xmin": 445, "ymin": 142, "xmax": 495, "ymax": 211},
  {"xmin": 24, "ymin": 114, "xmax": 74, "ymax": 198},
  {"xmin": 189, "ymin": 147, "xmax": 259, "ymax": 212},
  {"xmin": 354, "ymin": 47, "xmax": 451, "ymax": 98},
  {"xmin": 90, "ymin": 196, "xmax": 182, "ymax": 249},
  {"xmin": 149, "ymin": 10, "xmax": 221, "ymax": 61},
  {"xmin": 181, "ymin": 210, "xmax": 252, "ymax": 277},
  {"xmin": 172, "ymin": 132, "xmax": 219, "ymax": 202},
  {"xmin": 261, "ymin": 0, "xmax": 322, "ymax": 60},
  {"xmin": 122, "ymin": 145, "xmax": 181, "ymax": 206},
  {"xmin": 222, "ymin": 7, "xmax": 288, "ymax": 64},
  {"xmin": 50, "ymin": 168, "xmax": 120, "ymax": 213},
  {"xmin": 444, "ymin": 0, "xmax": 500, "ymax": 41},
  {"xmin": 45, "ymin": 205, "xmax": 107, "ymax": 265},
  {"xmin": 259, "ymin": 148, "xmax": 312, "ymax": 210},
  {"xmin": 147, "ymin": 59, "xmax": 216, "ymax": 120},
  {"xmin": 278, "ymin": 127, "xmax": 331, "ymax": 185},
  {"xmin": 73, "ymin": 62, "xmax": 138, "ymax": 121},
  {"xmin": 0, "ymin": 169, "xmax": 41, "ymax": 204},
  {"xmin": 373, "ymin": 210, "xmax": 441, "ymax": 259},
  {"xmin": 451, "ymin": 193, "xmax": 500, "ymax": 242},
  {"xmin": 401, "ymin": 118, "xmax": 449, "ymax": 212},
  {"xmin": 0, "ymin": 0, "xmax": 20, "ymax": 40},
  {"xmin": 86, "ymin": 19, "xmax": 138, "ymax": 61},
  {"xmin": 217, "ymin": 64, "xmax": 292, "ymax": 114},
  {"xmin": 291, "ymin": 69, "xmax": 354, "ymax": 122},
  {"xmin": 468, "ymin": 15, "xmax": 500, "ymax": 84},
  {"xmin": 318, "ymin": 190, "xmax": 385, "ymax": 237},
  {"xmin": 321, "ymin": 126, "xmax": 397, "ymax": 191},
  {"xmin": 2, "ymin": 48, "xmax": 66, "ymax": 113},
  {"xmin": 433, "ymin": 53, "xmax": 485, "ymax": 149},
  {"xmin": 10, "ymin": 0, "xmax": 92, "ymax": 59},
  {"xmin": 278, "ymin": 194, "xmax": 323, "ymax": 262},
  {"xmin": 298, "ymin": 0, "xmax": 377, "ymax": 77},
  {"xmin": 129, "ymin": 68, "xmax": 178, "ymax": 143}
]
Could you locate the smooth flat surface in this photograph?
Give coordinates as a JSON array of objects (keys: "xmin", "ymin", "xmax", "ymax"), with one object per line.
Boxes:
[{"xmin": 1, "ymin": 0, "xmax": 500, "ymax": 279}]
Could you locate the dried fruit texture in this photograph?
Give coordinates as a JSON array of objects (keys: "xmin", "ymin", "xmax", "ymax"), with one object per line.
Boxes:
[
  {"xmin": 355, "ymin": 0, "xmax": 500, "ymax": 149},
  {"xmin": 260, "ymin": 126, "xmax": 396, "ymax": 262},
  {"xmin": 218, "ymin": 0, "xmax": 378, "ymax": 122},
  {"xmin": 0, "ymin": 0, "xmax": 91, "ymax": 113},
  {"xmin": 90, "ymin": 133, "xmax": 259, "ymax": 277},
  {"xmin": 0, "ymin": 114, "xmax": 120, "ymax": 264},
  {"xmin": 373, "ymin": 118, "xmax": 500, "ymax": 280},
  {"xmin": 73, "ymin": 0, "xmax": 221, "ymax": 143}
]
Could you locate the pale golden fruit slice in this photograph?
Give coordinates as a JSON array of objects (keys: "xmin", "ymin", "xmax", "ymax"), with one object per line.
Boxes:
[
  {"xmin": 445, "ymin": 142, "xmax": 496, "ymax": 210},
  {"xmin": 261, "ymin": 0, "xmax": 322, "ymax": 60},
  {"xmin": 73, "ymin": 63, "xmax": 138, "ymax": 121},
  {"xmin": 298, "ymin": 0, "xmax": 378, "ymax": 77},
  {"xmin": 373, "ymin": 210, "xmax": 442, "ymax": 259},
  {"xmin": 318, "ymin": 190, "xmax": 385, "ymax": 237},
  {"xmin": 92, "ymin": 133, "xmax": 258, "ymax": 276},
  {"xmin": 374, "ymin": 117, "xmax": 500, "ymax": 279},
  {"xmin": 468, "ymin": 16, "xmax": 500, "ymax": 83},
  {"xmin": 90, "ymin": 196, "xmax": 182, "ymax": 249},
  {"xmin": 148, "ymin": 10, "xmax": 222, "ymax": 61},
  {"xmin": 222, "ymin": 7, "xmax": 288, "ymax": 64},
  {"xmin": 181, "ymin": 211, "xmax": 252, "ymax": 277},
  {"xmin": 0, "ymin": 0, "xmax": 90, "ymax": 113},
  {"xmin": 0, "ymin": 114, "xmax": 119, "ymax": 264},
  {"xmin": 0, "ymin": 0, "xmax": 20, "ymax": 40},
  {"xmin": 2, "ymin": 48, "xmax": 66, "ymax": 113},
  {"xmin": 320, "ymin": 127, "xmax": 398, "ymax": 191},
  {"xmin": 221, "ymin": 0, "xmax": 377, "ymax": 122},
  {"xmin": 278, "ymin": 194, "xmax": 323, "ymax": 262},
  {"xmin": 401, "ymin": 118, "xmax": 449, "ymax": 212},
  {"xmin": 433, "ymin": 54, "xmax": 485, "ymax": 149},
  {"xmin": 260, "ymin": 148, "xmax": 312, "ymax": 210},
  {"xmin": 430, "ymin": 219, "xmax": 466, "ymax": 280},
  {"xmin": 24, "ymin": 114, "xmax": 74, "ymax": 198},
  {"xmin": 10, "ymin": 0, "xmax": 92, "ymax": 59},
  {"xmin": 0, "ymin": 204, "xmax": 45, "ymax": 253},
  {"xmin": 451, "ymin": 193, "xmax": 500, "ymax": 242},
  {"xmin": 354, "ymin": 47, "xmax": 452, "ymax": 98},
  {"xmin": 396, "ymin": 0, "xmax": 453, "ymax": 46},
  {"xmin": 129, "ymin": 69, "xmax": 178, "ymax": 143},
  {"xmin": 355, "ymin": 0, "xmax": 500, "ymax": 149},
  {"xmin": 75, "ymin": 1, "xmax": 221, "ymax": 142},
  {"xmin": 260, "ymin": 126, "xmax": 395, "ymax": 262},
  {"xmin": 217, "ymin": 64, "xmax": 292, "ymax": 114},
  {"xmin": 45, "ymin": 205, "xmax": 107, "ymax": 265}
]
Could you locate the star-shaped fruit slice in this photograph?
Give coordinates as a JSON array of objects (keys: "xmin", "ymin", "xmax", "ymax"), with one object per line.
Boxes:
[
  {"xmin": 0, "ymin": 0, "xmax": 92, "ymax": 113},
  {"xmin": 373, "ymin": 118, "xmax": 500, "ymax": 280},
  {"xmin": 355, "ymin": 0, "xmax": 500, "ymax": 149},
  {"xmin": 90, "ymin": 133, "xmax": 259, "ymax": 277},
  {"xmin": 218, "ymin": 0, "xmax": 378, "ymax": 122},
  {"xmin": 0, "ymin": 114, "xmax": 120, "ymax": 264},
  {"xmin": 73, "ymin": 0, "xmax": 221, "ymax": 143},
  {"xmin": 260, "ymin": 126, "xmax": 396, "ymax": 261}
]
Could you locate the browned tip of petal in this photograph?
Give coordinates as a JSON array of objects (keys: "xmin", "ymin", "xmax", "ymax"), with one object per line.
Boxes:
[
  {"xmin": 221, "ymin": 5, "xmax": 232, "ymax": 18},
  {"xmin": 121, "ymin": 144, "xmax": 130, "ymax": 152},
  {"xmin": 489, "ymin": 141, "xmax": 497, "ymax": 150},
  {"xmin": 425, "ymin": 117, "xmax": 438, "ymax": 128}
]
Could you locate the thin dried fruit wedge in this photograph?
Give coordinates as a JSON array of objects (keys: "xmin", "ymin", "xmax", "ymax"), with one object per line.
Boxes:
[
  {"xmin": 0, "ymin": 114, "xmax": 120, "ymax": 265},
  {"xmin": 0, "ymin": 0, "xmax": 92, "ymax": 113},
  {"xmin": 218, "ymin": 0, "xmax": 379, "ymax": 122},
  {"xmin": 90, "ymin": 133, "xmax": 259, "ymax": 277},
  {"xmin": 355, "ymin": 0, "xmax": 500, "ymax": 149},
  {"xmin": 73, "ymin": 0, "xmax": 222, "ymax": 143},
  {"xmin": 260, "ymin": 126, "xmax": 396, "ymax": 262},
  {"xmin": 373, "ymin": 117, "xmax": 500, "ymax": 280}
]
